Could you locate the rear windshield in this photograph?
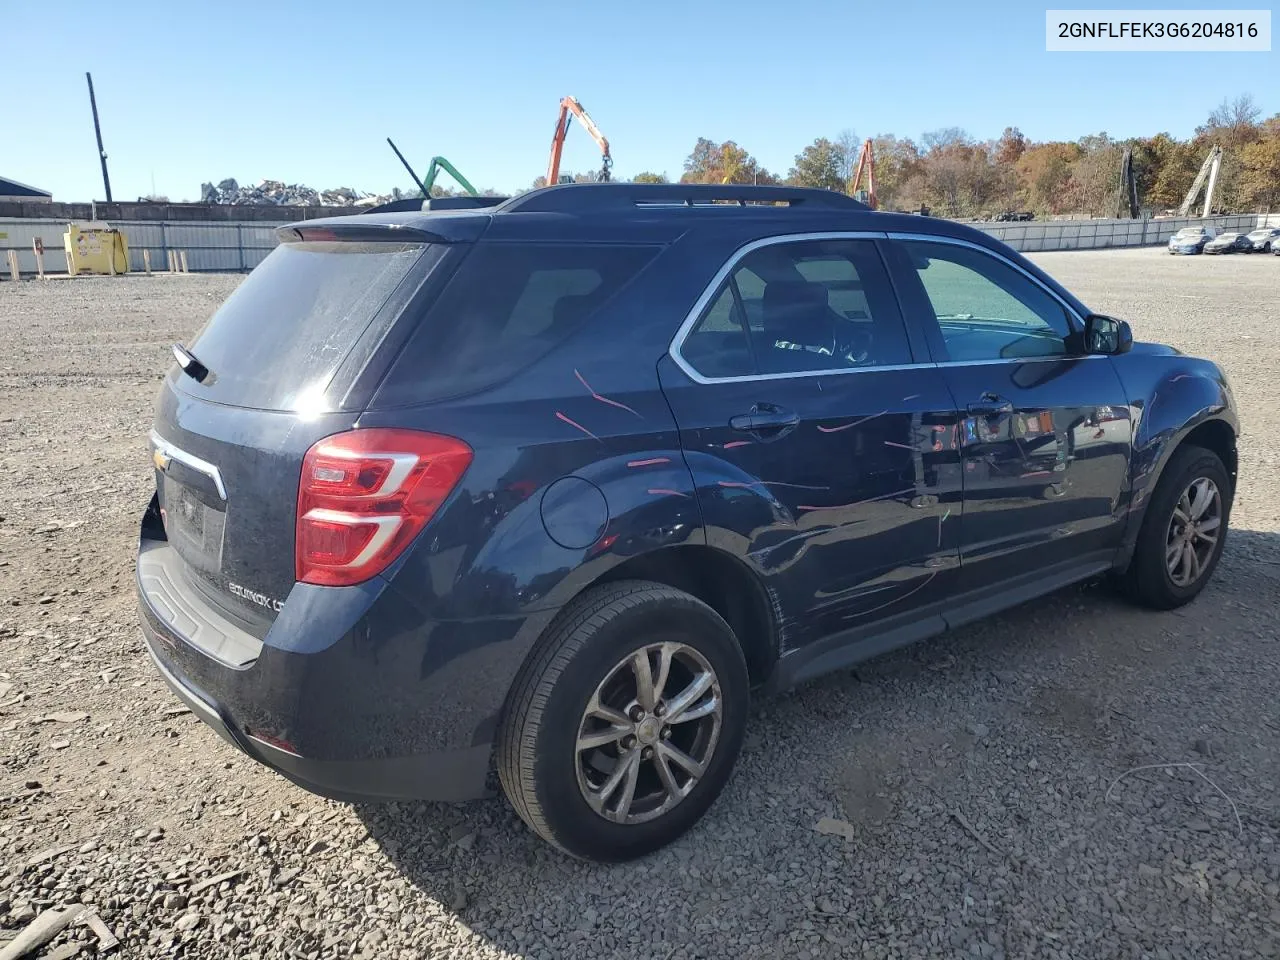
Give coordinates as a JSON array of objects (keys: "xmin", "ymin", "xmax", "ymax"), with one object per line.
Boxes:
[
  {"xmin": 375, "ymin": 242, "xmax": 657, "ymax": 405},
  {"xmin": 179, "ymin": 240, "xmax": 427, "ymax": 410}
]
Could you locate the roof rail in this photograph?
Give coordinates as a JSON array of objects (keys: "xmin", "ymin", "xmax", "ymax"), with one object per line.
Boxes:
[{"xmin": 500, "ymin": 183, "xmax": 868, "ymax": 214}]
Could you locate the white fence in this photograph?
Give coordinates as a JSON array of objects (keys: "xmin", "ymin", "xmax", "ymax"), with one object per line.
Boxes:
[
  {"xmin": 0, "ymin": 219, "xmax": 279, "ymax": 275},
  {"xmin": 1, "ymin": 213, "xmax": 1276, "ymax": 277}
]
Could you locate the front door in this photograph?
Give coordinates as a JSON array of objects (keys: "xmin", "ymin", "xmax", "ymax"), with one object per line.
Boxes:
[
  {"xmin": 882, "ymin": 236, "xmax": 1132, "ymax": 591},
  {"xmin": 659, "ymin": 235, "xmax": 963, "ymax": 646}
]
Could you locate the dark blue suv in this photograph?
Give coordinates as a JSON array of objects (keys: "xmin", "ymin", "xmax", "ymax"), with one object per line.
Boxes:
[{"xmin": 138, "ymin": 184, "xmax": 1238, "ymax": 861}]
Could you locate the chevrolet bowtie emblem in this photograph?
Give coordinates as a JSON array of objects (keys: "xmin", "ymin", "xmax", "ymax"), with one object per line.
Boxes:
[{"xmin": 152, "ymin": 448, "xmax": 171, "ymax": 472}]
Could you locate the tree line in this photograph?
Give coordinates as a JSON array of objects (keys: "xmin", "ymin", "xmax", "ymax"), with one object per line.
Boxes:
[{"xmin": 617, "ymin": 94, "xmax": 1279, "ymax": 218}]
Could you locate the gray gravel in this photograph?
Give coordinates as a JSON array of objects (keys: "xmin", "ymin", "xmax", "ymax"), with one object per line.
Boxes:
[{"xmin": 1, "ymin": 248, "xmax": 1279, "ymax": 959}]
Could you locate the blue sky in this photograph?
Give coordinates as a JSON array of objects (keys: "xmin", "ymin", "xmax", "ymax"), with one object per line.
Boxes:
[{"xmin": 5, "ymin": 1, "xmax": 1276, "ymax": 201}]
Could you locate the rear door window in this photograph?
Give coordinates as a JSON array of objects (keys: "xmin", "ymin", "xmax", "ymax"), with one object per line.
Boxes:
[
  {"xmin": 377, "ymin": 243, "xmax": 657, "ymax": 404},
  {"xmin": 179, "ymin": 240, "xmax": 431, "ymax": 411},
  {"xmin": 678, "ymin": 238, "xmax": 912, "ymax": 378}
]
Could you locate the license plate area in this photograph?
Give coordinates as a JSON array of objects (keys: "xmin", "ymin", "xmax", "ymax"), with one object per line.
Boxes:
[{"xmin": 159, "ymin": 473, "xmax": 227, "ymax": 578}]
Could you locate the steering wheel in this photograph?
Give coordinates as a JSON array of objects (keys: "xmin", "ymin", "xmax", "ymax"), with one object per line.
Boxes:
[{"xmin": 835, "ymin": 325, "xmax": 874, "ymax": 366}]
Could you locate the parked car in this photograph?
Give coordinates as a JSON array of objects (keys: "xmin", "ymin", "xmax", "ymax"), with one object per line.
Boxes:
[
  {"xmin": 1203, "ymin": 231, "xmax": 1252, "ymax": 255},
  {"xmin": 139, "ymin": 184, "xmax": 1239, "ymax": 861},
  {"xmin": 1168, "ymin": 225, "xmax": 1219, "ymax": 254},
  {"xmin": 1244, "ymin": 227, "xmax": 1280, "ymax": 252}
]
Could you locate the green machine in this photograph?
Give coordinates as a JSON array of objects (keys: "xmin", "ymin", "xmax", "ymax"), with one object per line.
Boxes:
[{"xmin": 387, "ymin": 138, "xmax": 478, "ymax": 197}]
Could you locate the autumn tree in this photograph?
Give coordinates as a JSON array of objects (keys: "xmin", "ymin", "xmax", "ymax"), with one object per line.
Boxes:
[
  {"xmin": 788, "ymin": 137, "xmax": 847, "ymax": 192},
  {"xmin": 916, "ymin": 129, "xmax": 1001, "ymax": 217},
  {"xmin": 995, "ymin": 126, "xmax": 1028, "ymax": 165},
  {"xmin": 835, "ymin": 129, "xmax": 861, "ymax": 186},
  {"xmin": 1066, "ymin": 133, "xmax": 1125, "ymax": 217},
  {"xmin": 1238, "ymin": 136, "xmax": 1280, "ymax": 208},
  {"xmin": 681, "ymin": 138, "xmax": 777, "ymax": 185},
  {"xmin": 866, "ymin": 134, "xmax": 923, "ymax": 210},
  {"xmin": 1014, "ymin": 142, "xmax": 1080, "ymax": 215},
  {"xmin": 631, "ymin": 171, "xmax": 669, "ymax": 183},
  {"xmin": 1198, "ymin": 94, "xmax": 1262, "ymax": 148}
]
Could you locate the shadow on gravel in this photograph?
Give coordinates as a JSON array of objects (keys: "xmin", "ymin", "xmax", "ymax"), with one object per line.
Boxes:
[{"xmin": 354, "ymin": 528, "xmax": 1280, "ymax": 959}]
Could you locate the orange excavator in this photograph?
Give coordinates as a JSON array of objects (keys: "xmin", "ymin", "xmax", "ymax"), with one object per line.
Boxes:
[
  {"xmin": 848, "ymin": 138, "xmax": 877, "ymax": 209},
  {"xmin": 546, "ymin": 96, "xmax": 612, "ymax": 185}
]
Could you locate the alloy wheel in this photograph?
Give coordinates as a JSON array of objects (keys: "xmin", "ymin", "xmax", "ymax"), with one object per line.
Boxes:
[
  {"xmin": 1165, "ymin": 476, "xmax": 1222, "ymax": 588},
  {"xmin": 575, "ymin": 642, "xmax": 722, "ymax": 825}
]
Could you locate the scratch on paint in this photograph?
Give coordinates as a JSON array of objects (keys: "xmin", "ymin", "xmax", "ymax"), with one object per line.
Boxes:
[
  {"xmin": 901, "ymin": 394, "xmax": 921, "ymax": 402},
  {"xmin": 749, "ymin": 526, "xmax": 831, "ymax": 559},
  {"xmin": 797, "ymin": 487, "xmax": 915, "ymax": 512},
  {"xmin": 1020, "ymin": 470, "xmax": 1053, "ymax": 479},
  {"xmin": 937, "ymin": 507, "xmax": 951, "ymax": 547},
  {"xmin": 717, "ymin": 479, "xmax": 831, "ymax": 492},
  {"xmin": 555, "ymin": 410, "xmax": 601, "ymax": 442},
  {"xmin": 817, "ymin": 411, "xmax": 888, "ymax": 434},
  {"xmin": 627, "ymin": 457, "xmax": 671, "ymax": 468},
  {"xmin": 723, "ymin": 440, "xmax": 752, "ymax": 449},
  {"xmin": 884, "ymin": 440, "xmax": 913, "ymax": 450},
  {"xmin": 843, "ymin": 572, "xmax": 938, "ymax": 621},
  {"xmin": 647, "ymin": 488, "xmax": 690, "ymax": 498},
  {"xmin": 575, "ymin": 369, "xmax": 642, "ymax": 418}
]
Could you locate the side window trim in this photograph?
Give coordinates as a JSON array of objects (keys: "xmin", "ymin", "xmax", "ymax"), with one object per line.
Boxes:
[{"xmin": 669, "ymin": 230, "xmax": 941, "ymax": 384}]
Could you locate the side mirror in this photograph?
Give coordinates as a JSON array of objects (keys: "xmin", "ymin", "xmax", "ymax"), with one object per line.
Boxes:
[{"xmin": 1084, "ymin": 314, "xmax": 1133, "ymax": 355}]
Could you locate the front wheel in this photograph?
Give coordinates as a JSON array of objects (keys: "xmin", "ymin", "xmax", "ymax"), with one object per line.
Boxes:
[
  {"xmin": 497, "ymin": 581, "xmax": 749, "ymax": 860},
  {"xmin": 1120, "ymin": 445, "xmax": 1231, "ymax": 609}
]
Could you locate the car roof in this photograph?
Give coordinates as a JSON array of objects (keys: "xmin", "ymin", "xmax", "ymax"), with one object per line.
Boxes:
[
  {"xmin": 286, "ymin": 183, "xmax": 1092, "ymax": 319},
  {"xmin": 290, "ymin": 183, "xmax": 1008, "ymax": 249}
]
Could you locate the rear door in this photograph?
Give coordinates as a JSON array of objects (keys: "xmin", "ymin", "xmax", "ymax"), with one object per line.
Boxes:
[
  {"xmin": 149, "ymin": 236, "xmax": 447, "ymax": 631},
  {"xmin": 882, "ymin": 236, "xmax": 1132, "ymax": 592},
  {"xmin": 659, "ymin": 234, "xmax": 964, "ymax": 645}
]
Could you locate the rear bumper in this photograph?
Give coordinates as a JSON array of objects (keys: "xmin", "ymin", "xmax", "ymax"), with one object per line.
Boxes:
[
  {"xmin": 142, "ymin": 632, "xmax": 491, "ymax": 802},
  {"xmin": 137, "ymin": 534, "xmax": 550, "ymax": 803}
]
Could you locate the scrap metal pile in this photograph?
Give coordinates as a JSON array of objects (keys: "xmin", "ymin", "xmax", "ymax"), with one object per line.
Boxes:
[{"xmin": 199, "ymin": 178, "xmax": 403, "ymax": 207}]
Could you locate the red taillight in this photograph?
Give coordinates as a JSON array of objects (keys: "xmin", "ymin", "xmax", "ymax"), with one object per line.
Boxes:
[{"xmin": 296, "ymin": 429, "xmax": 472, "ymax": 587}]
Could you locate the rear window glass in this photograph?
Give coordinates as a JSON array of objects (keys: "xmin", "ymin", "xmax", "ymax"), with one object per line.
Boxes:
[
  {"xmin": 180, "ymin": 241, "xmax": 427, "ymax": 410},
  {"xmin": 377, "ymin": 242, "xmax": 657, "ymax": 405}
]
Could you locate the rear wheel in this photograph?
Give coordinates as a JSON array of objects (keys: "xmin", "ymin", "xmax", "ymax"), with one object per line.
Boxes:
[
  {"xmin": 1120, "ymin": 445, "xmax": 1230, "ymax": 609},
  {"xmin": 497, "ymin": 581, "xmax": 748, "ymax": 860}
]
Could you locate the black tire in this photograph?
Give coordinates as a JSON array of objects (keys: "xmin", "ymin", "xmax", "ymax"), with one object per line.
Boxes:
[
  {"xmin": 497, "ymin": 580, "xmax": 749, "ymax": 861},
  {"xmin": 1120, "ymin": 445, "xmax": 1231, "ymax": 610}
]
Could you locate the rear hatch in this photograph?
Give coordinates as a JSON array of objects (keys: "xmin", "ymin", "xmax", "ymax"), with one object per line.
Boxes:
[{"xmin": 148, "ymin": 226, "xmax": 462, "ymax": 633}]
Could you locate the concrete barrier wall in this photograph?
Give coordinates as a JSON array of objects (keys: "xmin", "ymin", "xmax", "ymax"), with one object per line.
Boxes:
[
  {"xmin": 1, "ymin": 213, "xmax": 1275, "ymax": 276},
  {"xmin": 972, "ymin": 213, "xmax": 1262, "ymax": 252}
]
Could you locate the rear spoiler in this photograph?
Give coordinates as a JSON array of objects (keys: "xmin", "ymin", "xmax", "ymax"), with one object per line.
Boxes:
[
  {"xmin": 363, "ymin": 196, "xmax": 508, "ymax": 214},
  {"xmin": 276, "ymin": 213, "xmax": 490, "ymax": 244}
]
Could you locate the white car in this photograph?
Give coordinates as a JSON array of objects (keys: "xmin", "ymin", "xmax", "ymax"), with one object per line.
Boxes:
[{"xmin": 1244, "ymin": 227, "xmax": 1280, "ymax": 253}]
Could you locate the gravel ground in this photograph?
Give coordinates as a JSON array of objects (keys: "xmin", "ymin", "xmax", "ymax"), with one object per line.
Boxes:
[{"xmin": 1, "ymin": 247, "xmax": 1279, "ymax": 960}]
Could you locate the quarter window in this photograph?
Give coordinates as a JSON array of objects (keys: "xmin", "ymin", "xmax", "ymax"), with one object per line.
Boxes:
[
  {"xmin": 680, "ymin": 239, "xmax": 912, "ymax": 378},
  {"xmin": 896, "ymin": 240, "xmax": 1075, "ymax": 361}
]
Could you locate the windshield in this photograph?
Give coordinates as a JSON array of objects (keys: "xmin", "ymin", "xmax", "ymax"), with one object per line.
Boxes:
[
  {"xmin": 1218, "ymin": 233, "xmax": 1239, "ymax": 241},
  {"xmin": 180, "ymin": 240, "xmax": 429, "ymax": 411},
  {"xmin": 1247, "ymin": 230, "xmax": 1270, "ymax": 240},
  {"xmin": 1173, "ymin": 228, "xmax": 1202, "ymax": 239}
]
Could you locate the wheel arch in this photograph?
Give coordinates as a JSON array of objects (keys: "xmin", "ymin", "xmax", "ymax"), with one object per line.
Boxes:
[
  {"xmin": 590, "ymin": 545, "xmax": 779, "ymax": 687},
  {"xmin": 1117, "ymin": 411, "xmax": 1238, "ymax": 573}
]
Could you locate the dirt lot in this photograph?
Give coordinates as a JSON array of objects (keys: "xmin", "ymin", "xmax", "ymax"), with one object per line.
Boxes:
[{"xmin": 1, "ymin": 247, "xmax": 1279, "ymax": 960}]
